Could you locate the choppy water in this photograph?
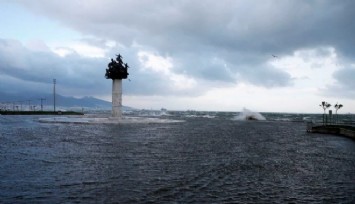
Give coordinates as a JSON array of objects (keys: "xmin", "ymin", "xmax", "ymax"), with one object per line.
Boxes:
[{"xmin": 0, "ymin": 112, "xmax": 354, "ymax": 203}]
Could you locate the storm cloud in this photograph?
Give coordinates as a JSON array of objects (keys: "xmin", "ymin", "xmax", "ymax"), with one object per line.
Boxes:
[
  {"xmin": 0, "ymin": 38, "xmax": 109, "ymax": 96},
  {"xmin": 2, "ymin": 0, "xmax": 355, "ymax": 107},
  {"xmin": 324, "ymin": 67, "xmax": 355, "ymax": 99}
]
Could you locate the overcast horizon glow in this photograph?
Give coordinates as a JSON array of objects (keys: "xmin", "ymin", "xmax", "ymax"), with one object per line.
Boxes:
[{"xmin": 0, "ymin": 0, "xmax": 354, "ymax": 113}]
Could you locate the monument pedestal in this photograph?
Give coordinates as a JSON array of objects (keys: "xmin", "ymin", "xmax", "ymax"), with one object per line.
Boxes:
[{"xmin": 112, "ymin": 79, "xmax": 122, "ymax": 118}]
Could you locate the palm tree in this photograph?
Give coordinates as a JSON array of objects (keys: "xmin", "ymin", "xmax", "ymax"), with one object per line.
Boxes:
[
  {"xmin": 319, "ymin": 101, "xmax": 331, "ymax": 125},
  {"xmin": 334, "ymin": 103, "xmax": 343, "ymax": 124}
]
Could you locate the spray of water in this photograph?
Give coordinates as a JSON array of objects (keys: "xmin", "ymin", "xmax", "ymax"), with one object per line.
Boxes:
[
  {"xmin": 234, "ymin": 108, "xmax": 266, "ymax": 121},
  {"xmin": 138, "ymin": 108, "xmax": 170, "ymax": 117}
]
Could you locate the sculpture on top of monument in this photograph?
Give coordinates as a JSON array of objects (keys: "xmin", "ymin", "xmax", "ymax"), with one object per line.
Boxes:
[{"xmin": 105, "ymin": 54, "xmax": 129, "ymax": 80}]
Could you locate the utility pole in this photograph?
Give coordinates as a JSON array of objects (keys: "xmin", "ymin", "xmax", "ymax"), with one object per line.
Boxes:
[
  {"xmin": 39, "ymin": 98, "xmax": 46, "ymax": 111},
  {"xmin": 53, "ymin": 79, "xmax": 56, "ymax": 112}
]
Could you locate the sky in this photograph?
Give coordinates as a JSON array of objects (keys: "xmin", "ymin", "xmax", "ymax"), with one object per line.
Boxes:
[{"xmin": 0, "ymin": 0, "xmax": 354, "ymax": 113}]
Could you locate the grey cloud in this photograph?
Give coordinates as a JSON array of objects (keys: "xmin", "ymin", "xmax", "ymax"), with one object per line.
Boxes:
[
  {"xmin": 334, "ymin": 68, "xmax": 355, "ymax": 89},
  {"xmin": 322, "ymin": 84, "xmax": 355, "ymax": 99},
  {"xmin": 0, "ymin": 38, "xmax": 205, "ymax": 98},
  {"xmin": 0, "ymin": 38, "xmax": 110, "ymax": 96},
  {"xmin": 237, "ymin": 64, "xmax": 293, "ymax": 87},
  {"xmin": 104, "ymin": 47, "xmax": 201, "ymax": 96},
  {"xmin": 333, "ymin": 68, "xmax": 355, "ymax": 95},
  {"xmin": 321, "ymin": 67, "xmax": 355, "ymax": 99},
  {"xmin": 16, "ymin": 0, "xmax": 355, "ymax": 55},
  {"xmin": 8, "ymin": 0, "xmax": 355, "ymax": 96},
  {"xmin": 173, "ymin": 52, "xmax": 235, "ymax": 82}
]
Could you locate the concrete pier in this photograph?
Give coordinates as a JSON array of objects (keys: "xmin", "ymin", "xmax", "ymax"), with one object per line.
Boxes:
[
  {"xmin": 307, "ymin": 123, "xmax": 355, "ymax": 140},
  {"xmin": 112, "ymin": 79, "xmax": 122, "ymax": 118}
]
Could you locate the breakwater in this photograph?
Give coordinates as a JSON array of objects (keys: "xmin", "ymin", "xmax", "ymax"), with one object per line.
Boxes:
[{"xmin": 307, "ymin": 123, "xmax": 355, "ymax": 139}]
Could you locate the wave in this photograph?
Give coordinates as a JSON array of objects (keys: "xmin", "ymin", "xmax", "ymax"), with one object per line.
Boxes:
[
  {"xmin": 137, "ymin": 108, "xmax": 170, "ymax": 117},
  {"xmin": 233, "ymin": 108, "xmax": 266, "ymax": 121}
]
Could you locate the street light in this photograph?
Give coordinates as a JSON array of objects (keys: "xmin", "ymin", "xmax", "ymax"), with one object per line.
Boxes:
[{"xmin": 53, "ymin": 79, "xmax": 56, "ymax": 112}]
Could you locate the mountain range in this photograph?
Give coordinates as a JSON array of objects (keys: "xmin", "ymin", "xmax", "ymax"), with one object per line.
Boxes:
[{"xmin": 0, "ymin": 92, "xmax": 113, "ymax": 110}]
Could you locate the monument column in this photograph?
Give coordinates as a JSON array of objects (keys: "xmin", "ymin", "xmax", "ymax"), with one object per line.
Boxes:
[
  {"xmin": 105, "ymin": 54, "xmax": 129, "ymax": 119},
  {"xmin": 112, "ymin": 79, "xmax": 122, "ymax": 118}
]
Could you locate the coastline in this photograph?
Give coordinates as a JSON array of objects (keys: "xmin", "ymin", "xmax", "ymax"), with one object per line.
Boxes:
[{"xmin": 0, "ymin": 110, "xmax": 83, "ymax": 115}]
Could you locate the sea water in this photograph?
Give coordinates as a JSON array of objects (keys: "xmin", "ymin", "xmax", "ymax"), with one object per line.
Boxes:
[{"xmin": 0, "ymin": 111, "xmax": 354, "ymax": 203}]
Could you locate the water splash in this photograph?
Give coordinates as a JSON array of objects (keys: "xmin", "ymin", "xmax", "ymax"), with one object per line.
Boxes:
[
  {"xmin": 233, "ymin": 108, "xmax": 266, "ymax": 121},
  {"xmin": 138, "ymin": 108, "xmax": 170, "ymax": 117},
  {"xmin": 38, "ymin": 116, "xmax": 183, "ymax": 124},
  {"xmin": 183, "ymin": 111, "xmax": 216, "ymax": 119}
]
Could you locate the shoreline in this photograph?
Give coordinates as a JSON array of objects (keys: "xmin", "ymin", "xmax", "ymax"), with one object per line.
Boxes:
[{"xmin": 0, "ymin": 110, "xmax": 83, "ymax": 115}]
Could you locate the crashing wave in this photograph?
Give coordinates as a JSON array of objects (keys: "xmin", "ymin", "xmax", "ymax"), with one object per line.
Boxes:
[
  {"xmin": 138, "ymin": 108, "xmax": 170, "ymax": 117},
  {"xmin": 234, "ymin": 108, "xmax": 266, "ymax": 121}
]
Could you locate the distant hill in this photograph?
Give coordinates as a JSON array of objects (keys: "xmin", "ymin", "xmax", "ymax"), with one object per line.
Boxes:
[
  {"xmin": 0, "ymin": 92, "xmax": 132, "ymax": 110},
  {"xmin": 52, "ymin": 95, "xmax": 134, "ymax": 111},
  {"xmin": 50, "ymin": 95, "xmax": 112, "ymax": 109}
]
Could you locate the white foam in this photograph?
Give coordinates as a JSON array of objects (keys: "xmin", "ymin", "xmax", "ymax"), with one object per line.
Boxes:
[
  {"xmin": 233, "ymin": 108, "xmax": 266, "ymax": 121},
  {"xmin": 201, "ymin": 114, "xmax": 216, "ymax": 118},
  {"xmin": 38, "ymin": 116, "xmax": 184, "ymax": 124},
  {"xmin": 137, "ymin": 109, "xmax": 170, "ymax": 117}
]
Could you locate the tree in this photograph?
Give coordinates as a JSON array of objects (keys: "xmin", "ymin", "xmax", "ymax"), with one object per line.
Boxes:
[
  {"xmin": 319, "ymin": 101, "xmax": 331, "ymax": 125},
  {"xmin": 334, "ymin": 103, "xmax": 343, "ymax": 124}
]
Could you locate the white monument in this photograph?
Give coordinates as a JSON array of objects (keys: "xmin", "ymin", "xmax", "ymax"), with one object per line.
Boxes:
[
  {"xmin": 105, "ymin": 54, "xmax": 129, "ymax": 119},
  {"xmin": 112, "ymin": 79, "xmax": 122, "ymax": 118}
]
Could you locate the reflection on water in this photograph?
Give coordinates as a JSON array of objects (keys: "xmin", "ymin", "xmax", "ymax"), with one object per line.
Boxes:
[{"xmin": 0, "ymin": 114, "xmax": 354, "ymax": 203}]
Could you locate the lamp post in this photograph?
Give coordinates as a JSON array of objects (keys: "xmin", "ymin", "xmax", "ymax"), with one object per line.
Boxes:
[
  {"xmin": 53, "ymin": 79, "xmax": 56, "ymax": 112},
  {"xmin": 39, "ymin": 98, "xmax": 46, "ymax": 111}
]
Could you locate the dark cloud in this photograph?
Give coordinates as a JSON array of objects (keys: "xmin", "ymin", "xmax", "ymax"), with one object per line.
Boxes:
[
  {"xmin": 324, "ymin": 67, "xmax": 355, "ymax": 99},
  {"xmin": 334, "ymin": 68, "xmax": 355, "ymax": 89},
  {"xmin": 5, "ymin": 0, "xmax": 355, "ymax": 98},
  {"xmin": 0, "ymin": 38, "xmax": 110, "ymax": 96},
  {"xmin": 0, "ymin": 38, "xmax": 205, "ymax": 98},
  {"xmin": 239, "ymin": 64, "xmax": 293, "ymax": 87}
]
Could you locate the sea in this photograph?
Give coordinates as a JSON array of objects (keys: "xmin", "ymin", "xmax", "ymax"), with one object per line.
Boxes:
[{"xmin": 1, "ymin": 110, "xmax": 354, "ymax": 203}]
